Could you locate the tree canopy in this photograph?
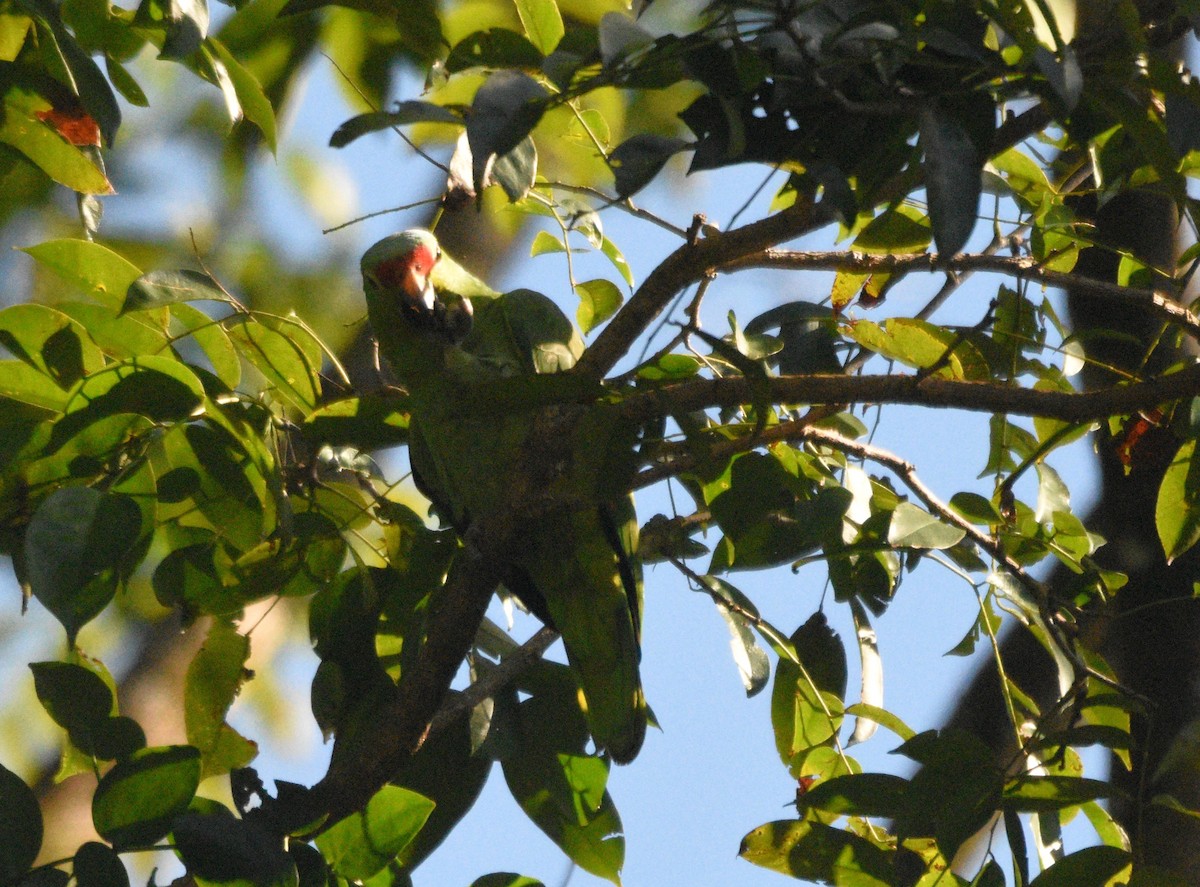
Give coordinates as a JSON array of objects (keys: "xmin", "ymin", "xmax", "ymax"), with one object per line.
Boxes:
[{"xmin": 3, "ymin": 0, "xmax": 1200, "ymax": 885}]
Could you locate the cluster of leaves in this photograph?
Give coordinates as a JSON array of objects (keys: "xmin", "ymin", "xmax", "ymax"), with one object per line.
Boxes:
[{"xmin": 5, "ymin": 0, "xmax": 1200, "ymax": 885}]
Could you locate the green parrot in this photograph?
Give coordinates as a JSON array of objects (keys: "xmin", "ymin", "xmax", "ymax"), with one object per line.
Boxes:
[{"xmin": 361, "ymin": 229, "xmax": 647, "ymax": 764}]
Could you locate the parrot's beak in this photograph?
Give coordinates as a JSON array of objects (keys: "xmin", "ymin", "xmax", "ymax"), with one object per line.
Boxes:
[{"xmin": 403, "ymin": 264, "xmax": 437, "ymax": 313}]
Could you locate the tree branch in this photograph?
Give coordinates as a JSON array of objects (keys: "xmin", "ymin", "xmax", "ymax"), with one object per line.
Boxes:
[
  {"xmin": 305, "ymin": 534, "xmax": 504, "ymax": 828},
  {"xmin": 427, "ymin": 626, "xmax": 559, "ymax": 736},
  {"xmin": 720, "ymin": 250, "xmax": 1200, "ymax": 340},
  {"xmin": 619, "ymin": 362, "xmax": 1200, "ymax": 431}
]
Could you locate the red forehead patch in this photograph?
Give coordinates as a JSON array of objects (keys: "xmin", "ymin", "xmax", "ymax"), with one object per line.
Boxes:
[{"xmin": 373, "ymin": 243, "xmax": 437, "ymax": 291}]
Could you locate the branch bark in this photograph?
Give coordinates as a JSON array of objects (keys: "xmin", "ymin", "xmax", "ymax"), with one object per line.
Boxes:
[
  {"xmin": 619, "ymin": 362, "xmax": 1200, "ymax": 429},
  {"xmin": 721, "ymin": 250, "xmax": 1200, "ymax": 340}
]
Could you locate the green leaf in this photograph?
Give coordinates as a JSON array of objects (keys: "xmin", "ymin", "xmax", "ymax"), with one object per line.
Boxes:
[
  {"xmin": 390, "ymin": 713, "xmax": 491, "ymax": 873},
  {"xmin": 466, "ymin": 71, "xmax": 548, "ymax": 196},
  {"xmin": 0, "ymin": 96, "xmax": 112, "ymax": 193},
  {"xmin": 800, "ymin": 772, "xmax": 909, "ymax": 818},
  {"xmin": 887, "ymin": 501, "xmax": 966, "ymax": 550},
  {"xmin": 74, "ymin": 841, "xmax": 130, "ymax": 887},
  {"xmin": 56, "ymin": 300, "xmax": 170, "ymax": 359},
  {"xmin": 697, "ymin": 575, "xmax": 770, "ymax": 697},
  {"xmin": 0, "ymin": 303, "xmax": 105, "ymax": 386},
  {"xmin": 303, "ymin": 392, "xmax": 410, "ymax": 449},
  {"xmin": 25, "ymin": 487, "xmax": 142, "ymax": 643},
  {"xmin": 490, "ymin": 134, "xmax": 537, "ymax": 201},
  {"xmin": 530, "ymin": 230, "xmax": 566, "ymax": 256},
  {"xmin": 169, "ymin": 302, "xmax": 240, "ymax": 387},
  {"xmin": 48, "ymin": 355, "xmax": 205, "ymax": 453},
  {"xmin": 1027, "ymin": 845, "xmax": 1130, "ymax": 886},
  {"xmin": 122, "ymin": 268, "xmax": 228, "ymax": 313},
  {"xmin": 852, "ymin": 205, "xmax": 931, "ymax": 255},
  {"xmin": 501, "ymin": 681, "xmax": 623, "ymax": 884},
  {"xmin": 575, "ymin": 278, "xmax": 622, "ymax": 334},
  {"xmin": 159, "ymin": 0, "xmax": 209, "ymax": 58},
  {"xmin": 949, "ymin": 491, "xmax": 1002, "ymax": 525},
  {"xmin": 0, "ymin": 358, "xmax": 71, "ymax": 410},
  {"xmin": 893, "ymin": 729, "xmax": 1002, "ymax": 859},
  {"xmin": 445, "ymin": 28, "xmax": 543, "ymax": 73},
  {"xmin": 1157, "ymin": 438, "xmax": 1200, "ymax": 563},
  {"xmin": 0, "ymin": 762, "xmax": 42, "ymax": 882},
  {"xmin": 173, "ymin": 810, "xmax": 298, "ymax": 887},
  {"xmin": 329, "ymin": 101, "xmax": 462, "ymax": 148},
  {"xmin": 30, "ymin": 655, "xmax": 143, "ymax": 768},
  {"xmin": 470, "ymin": 876, "xmax": 545, "ymax": 887},
  {"xmin": 599, "ymin": 237, "xmax": 634, "ymax": 288},
  {"xmin": 738, "ymin": 820, "xmax": 891, "ymax": 885},
  {"xmin": 227, "ymin": 317, "xmax": 321, "ymax": 412},
  {"xmin": 844, "ymin": 703, "xmax": 915, "ymax": 741},
  {"xmin": 848, "ymin": 317, "xmax": 990, "ymax": 380},
  {"xmin": 185, "ymin": 620, "xmax": 256, "ymax": 779},
  {"xmin": 20, "ymin": 239, "xmax": 142, "ymax": 308},
  {"xmin": 920, "ymin": 100, "xmax": 986, "ymax": 256},
  {"xmin": 514, "ymin": 0, "xmax": 562, "ymax": 55},
  {"xmin": 1002, "ymin": 776, "xmax": 1117, "ymax": 812},
  {"xmin": 92, "ymin": 744, "xmax": 201, "ymax": 849},
  {"xmin": 317, "ymin": 785, "xmax": 435, "ymax": 881},
  {"xmin": 771, "ymin": 612, "xmax": 847, "ymax": 778},
  {"xmin": 209, "ymin": 36, "xmax": 276, "ymax": 151},
  {"xmin": 31, "ymin": 659, "xmax": 113, "ymax": 731},
  {"xmin": 609, "ymin": 134, "xmax": 688, "ymax": 198}
]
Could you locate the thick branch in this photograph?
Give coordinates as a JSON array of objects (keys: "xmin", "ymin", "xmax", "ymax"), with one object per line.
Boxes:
[
  {"xmin": 722, "ymin": 250, "xmax": 1200, "ymax": 340},
  {"xmin": 305, "ymin": 519, "xmax": 508, "ymax": 828},
  {"xmin": 620, "ymin": 362, "xmax": 1200, "ymax": 429},
  {"xmin": 574, "ymin": 199, "xmax": 839, "ymax": 380}
]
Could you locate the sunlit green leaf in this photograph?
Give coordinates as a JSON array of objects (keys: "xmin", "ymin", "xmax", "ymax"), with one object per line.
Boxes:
[
  {"xmin": 317, "ymin": 785, "xmax": 435, "ymax": 881},
  {"xmin": 93, "ymin": 744, "xmax": 201, "ymax": 849}
]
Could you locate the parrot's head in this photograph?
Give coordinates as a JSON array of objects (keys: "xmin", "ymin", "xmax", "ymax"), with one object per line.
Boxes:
[{"xmin": 361, "ymin": 229, "xmax": 474, "ymax": 345}]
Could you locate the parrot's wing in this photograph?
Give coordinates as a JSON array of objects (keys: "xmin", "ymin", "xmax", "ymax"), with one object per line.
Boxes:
[{"xmin": 464, "ymin": 289, "xmax": 583, "ymax": 376}]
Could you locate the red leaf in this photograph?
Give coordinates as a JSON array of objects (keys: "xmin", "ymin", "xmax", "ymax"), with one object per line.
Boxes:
[{"xmin": 35, "ymin": 107, "xmax": 102, "ymax": 147}]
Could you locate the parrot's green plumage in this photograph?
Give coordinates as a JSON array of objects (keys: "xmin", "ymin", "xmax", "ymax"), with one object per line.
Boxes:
[{"xmin": 361, "ymin": 229, "xmax": 646, "ymax": 763}]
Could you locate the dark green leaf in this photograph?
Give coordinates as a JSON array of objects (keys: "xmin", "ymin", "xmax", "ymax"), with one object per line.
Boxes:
[
  {"xmin": 73, "ymin": 841, "xmax": 129, "ymax": 887},
  {"xmin": 122, "ymin": 268, "xmax": 227, "ymax": 313},
  {"xmin": 491, "ymin": 135, "xmax": 537, "ymax": 201},
  {"xmin": 445, "ymin": 29, "xmax": 543, "ymax": 73},
  {"xmin": 470, "ymin": 877, "xmax": 544, "ymax": 887},
  {"xmin": 893, "ymin": 729, "xmax": 1002, "ymax": 859},
  {"xmin": 1027, "ymin": 845, "xmax": 1130, "ymax": 886},
  {"xmin": 92, "ymin": 745, "xmax": 201, "ymax": 849},
  {"xmin": 466, "ymin": 71, "xmax": 548, "ymax": 196},
  {"xmin": 330, "ymin": 102, "xmax": 462, "ymax": 148},
  {"xmin": 920, "ymin": 100, "xmax": 987, "ymax": 256},
  {"xmin": 1002, "ymin": 776, "xmax": 1117, "ymax": 812},
  {"xmin": 800, "ymin": 772, "xmax": 908, "ymax": 819},
  {"xmin": 772, "ymin": 612, "xmax": 847, "ymax": 777},
  {"xmin": 0, "ymin": 762, "xmax": 42, "ymax": 882},
  {"xmin": 172, "ymin": 809, "xmax": 297, "ymax": 887},
  {"xmin": 25, "ymin": 487, "xmax": 142, "ymax": 642},
  {"xmin": 609, "ymin": 134, "xmax": 688, "ymax": 198}
]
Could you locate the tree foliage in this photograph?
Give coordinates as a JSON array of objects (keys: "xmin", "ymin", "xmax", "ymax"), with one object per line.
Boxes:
[{"xmin": 3, "ymin": 0, "xmax": 1200, "ymax": 884}]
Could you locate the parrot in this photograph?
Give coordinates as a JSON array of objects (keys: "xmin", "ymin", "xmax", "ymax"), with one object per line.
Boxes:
[{"xmin": 360, "ymin": 229, "xmax": 647, "ymax": 764}]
